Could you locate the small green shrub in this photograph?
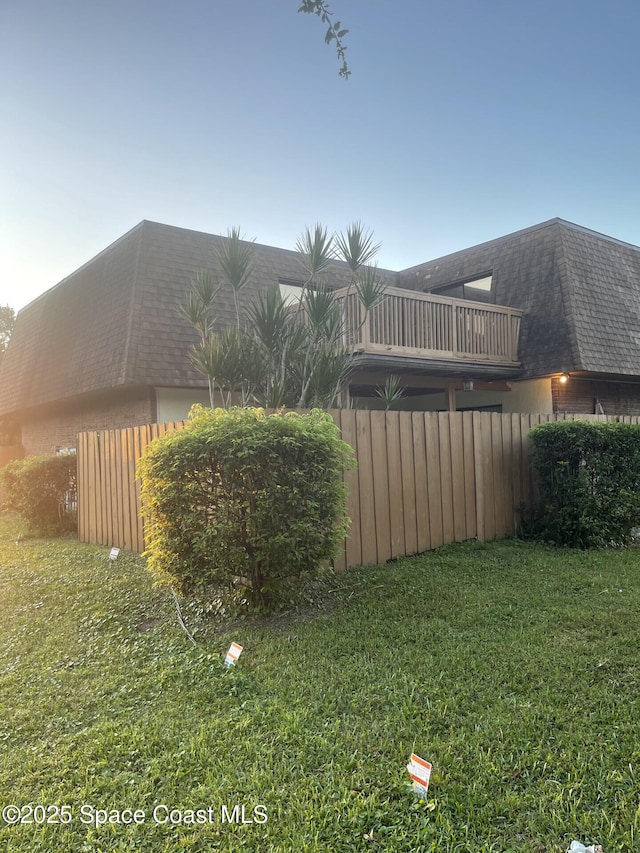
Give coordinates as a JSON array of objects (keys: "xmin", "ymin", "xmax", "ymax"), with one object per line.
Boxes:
[
  {"xmin": 0, "ymin": 453, "xmax": 77, "ymax": 534},
  {"xmin": 529, "ymin": 420, "xmax": 640, "ymax": 548},
  {"xmin": 138, "ymin": 406, "xmax": 355, "ymax": 608}
]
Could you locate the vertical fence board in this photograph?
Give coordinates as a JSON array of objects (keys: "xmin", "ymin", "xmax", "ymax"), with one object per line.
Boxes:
[
  {"xmin": 386, "ymin": 412, "xmax": 405, "ymax": 559},
  {"xmin": 400, "ymin": 412, "xmax": 418, "ymax": 555},
  {"xmin": 510, "ymin": 413, "xmax": 523, "ymax": 532},
  {"xmin": 472, "ymin": 412, "xmax": 485, "ymax": 542},
  {"xmin": 103, "ymin": 431, "xmax": 114, "ymax": 547},
  {"xmin": 491, "ymin": 413, "xmax": 506, "ymax": 539},
  {"xmin": 114, "ymin": 430, "xmax": 125, "ymax": 549},
  {"xmin": 438, "ymin": 413, "xmax": 455, "ymax": 544},
  {"xmin": 128, "ymin": 427, "xmax": 141, "ymax": 553},
  {"xmin": 425, "ymin": 413, "xmax": 444, "ymax": 548},
  {"xmin": 94, "ymin": 431, "xmax": 105, "ymax": 546},
  {"xmin": 88, "ymin": 431, "xmax": 100, "ymax": 546},
  {"xmin": 96, "ymin": 431, "xmax": 104, "ymax": 545},
  {"xmin": 128, "ymin": 428, "xmax": 140, "ymax": 554},
  {"xmin": 121, "ymin": 429, "xmax": 134, "ymax": 552},
  {"xmin": 449, "ymin": 413, "xmax": 466, "ymax": 541},
  {"xmin": 462, "ymin": 412, "xmax": 477, "ymax": 540},
  {"xmin": 116, "ymin": 430, "xmax": 127, "ymax": 548},
  {"xmin": 101, "ymin": 432, "xmax": 113, "ymax": 547},
  {"xmin": 412, "ymin": 412, "xmax": 431, "ymax": 553},
  {"xmin": 356, "ymin": 410, "xmax": 378, "ymax": 566},
  {"xmin": 97, "ymin": 431, "xmax": 107, "ymax": 547},
  {"xmin": 370, "ymin": 411, "xmax": 392, "ymax": 563},
  {"xmin": 501, "ymin": 414, "xmax": 514, "ymax": 535},
  {"xmin": 480, "ymin": 414, "xmax": 495, "ymax": 540}
]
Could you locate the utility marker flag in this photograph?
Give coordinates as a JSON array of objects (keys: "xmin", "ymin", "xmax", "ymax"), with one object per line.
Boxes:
[
  {"xmin": 109, "ymin": 547, "xmax": 120, "ymax": 560},
  {"xmin": 407, "ymin": 753, "xmax": 432, "ymax": 797},
  {"xmin": 224, "ymin": 642, "xmax": 243, "ymax": 667}
]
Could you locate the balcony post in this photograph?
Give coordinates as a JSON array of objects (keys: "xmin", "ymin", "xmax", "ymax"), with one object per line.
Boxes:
[
  {"xmin": 360, "ymin": 298, "xmax": 369, "ymax": 350},
  {"xmin": 450, "ymin": 303, "xmax": 458, "ymax": 357}
]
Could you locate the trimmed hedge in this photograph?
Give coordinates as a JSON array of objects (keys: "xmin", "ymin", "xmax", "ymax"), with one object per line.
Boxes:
[
  {"xmin": 529, "ymin": 420, "xmax": 640, "ymax": 548},
  {"xmin": 0, "ymin": 453, "xmax": 77, "ymax": 534},
  {"xmin": 138, "ymin": 406, "xmax": 355, "ymax": 608}
]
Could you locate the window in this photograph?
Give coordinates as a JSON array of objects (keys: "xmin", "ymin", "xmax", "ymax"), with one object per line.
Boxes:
[
  {"xmin": 430, "ymin": 273, "xmax": 493, "ymax": 300},
  {"xmin": 278, "ymin": 279, "xmax": 305, "ymax": 306}
]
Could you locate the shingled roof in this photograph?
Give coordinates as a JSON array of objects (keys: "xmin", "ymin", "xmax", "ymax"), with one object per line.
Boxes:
[
  {"xmin": 398, "ymin": 218, "xmax": 640, "ymax": 379},
  {"xmin": 0, "ymin": 221, "xmax": 393, "ymax": 416}
]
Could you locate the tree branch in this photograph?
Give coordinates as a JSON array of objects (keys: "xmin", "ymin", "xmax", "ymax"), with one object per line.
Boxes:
[{"xmin": 297, "ymin": 1, "xmax": 350, "ymax": 78}]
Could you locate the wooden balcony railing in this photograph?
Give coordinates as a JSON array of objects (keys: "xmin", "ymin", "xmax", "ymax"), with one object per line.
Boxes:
[{"xmin": 333, "ymin": 285, "xmax": 522, "ymax": 365}]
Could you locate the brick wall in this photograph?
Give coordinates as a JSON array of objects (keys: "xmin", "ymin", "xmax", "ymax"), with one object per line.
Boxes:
[
  {"xmin": 20, "ymin": 388, "xmax": 157, "ymax": 456},
  {"xmin": 552, "ymin": 377, "xmax": 640, "ymax": 415}
]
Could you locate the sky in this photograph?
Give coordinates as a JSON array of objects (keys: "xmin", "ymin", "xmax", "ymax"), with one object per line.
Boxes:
[{"xmin": 1, "ymin": 0, "xmax": 639, "ymax": 313}]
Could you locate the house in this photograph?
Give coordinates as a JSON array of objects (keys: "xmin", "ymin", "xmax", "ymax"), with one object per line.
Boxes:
[
  {"xmin": 397, "ymin": 218, "xmax": 640, "ymax": 415},
  {"xmin": 1, "ymin": 217, "xmax": 638, "ymax": 456}
]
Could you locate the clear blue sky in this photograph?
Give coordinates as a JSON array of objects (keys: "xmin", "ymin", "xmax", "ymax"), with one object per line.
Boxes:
[{"xmin": 2, "ymin": 0, "xmax": 639, "ymax": 312}]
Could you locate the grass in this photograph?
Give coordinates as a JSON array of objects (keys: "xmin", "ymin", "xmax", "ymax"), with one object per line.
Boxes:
[{"xmin": 0, "ymin": 516, "xmax": 639, "ymax": 852}]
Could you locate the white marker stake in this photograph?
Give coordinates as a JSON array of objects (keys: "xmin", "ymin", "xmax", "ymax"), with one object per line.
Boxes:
[
  {"xmin": 109, "ymin": 547, "xmax": 120, "ymax": 560},
  {"xmin": 224, "ymin": 642, "xmax": 243, "ymax": 668},
  {"xmin": 407, "ymin": 753, "xmax": 432, "ymax": 797}
]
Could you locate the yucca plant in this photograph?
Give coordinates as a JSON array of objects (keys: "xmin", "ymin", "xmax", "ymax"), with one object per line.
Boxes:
[
  {"xmin": 180, "ymin": 221, "xmax": 386, "ymax": 411},
  {"xmin": 217, "ymin": 227, "xmax": 254, "ymax": 328},
  {"xmin": 177, "ymin": 270, "xmax": 219, "ymax": 343},
  {"xmin": 375, "ymin": 375, "xmax": 407, "ymax": 410}
]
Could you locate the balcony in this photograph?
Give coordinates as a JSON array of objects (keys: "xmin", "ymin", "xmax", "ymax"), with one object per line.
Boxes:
[{"xmin": 334, "ymin": 285, "xmax": 522, "ymax": 367}]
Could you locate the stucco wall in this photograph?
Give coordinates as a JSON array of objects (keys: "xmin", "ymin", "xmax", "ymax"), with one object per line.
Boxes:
[{"xmin": 155, "ymin": 387, "xmax": 212, "ymax": 424}]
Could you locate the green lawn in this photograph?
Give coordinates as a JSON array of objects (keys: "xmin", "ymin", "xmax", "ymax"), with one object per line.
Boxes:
[{"xmin": 0, "ymin": 517, "xmax": 639, "ymax": 852}]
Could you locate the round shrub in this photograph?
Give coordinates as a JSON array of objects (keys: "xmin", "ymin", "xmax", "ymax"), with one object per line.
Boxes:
[
  {"xmin": 0, "ymin": 453, "xmax": 77, "ymax": 534},
  {"xmin": 529, "ymin": 420, "xmax": 640, "ymax": 548},
  {"xmin": 138, "ymin": 406, "xmax": 355, "ymax": 607}
]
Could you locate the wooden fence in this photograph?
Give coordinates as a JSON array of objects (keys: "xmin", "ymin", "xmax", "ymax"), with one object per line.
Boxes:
[{"xmin": 76, "ymin": 411, "xmax": 640, "ymax": 569}]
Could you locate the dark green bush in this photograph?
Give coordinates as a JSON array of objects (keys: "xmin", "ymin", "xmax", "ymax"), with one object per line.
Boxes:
[
  {"xmin": 0, "ymin": 453, "xmax": 77, "ymax": 534},
  {"xmin": 138, "ymin": 406, "xmax": 355, "ymax": 608},
  {"xmin": 529, "ymin": 420, "xmax": 640, "ymax": 548}
]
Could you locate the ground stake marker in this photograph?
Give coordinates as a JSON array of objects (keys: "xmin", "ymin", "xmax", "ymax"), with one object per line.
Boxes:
[
  {"xmin": 407, "ymin": 753, "xmax": 432, "ymax": 798},
  {"xmin": 109, "ymin": 547, "xmax": 120, "ymax": 560},
  {"xmin": 225, "ymin": 642, "xmax": 243, "ymax": 667}
]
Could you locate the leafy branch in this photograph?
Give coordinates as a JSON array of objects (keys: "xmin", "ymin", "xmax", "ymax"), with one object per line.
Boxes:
[{"xmin": 297, "ymin": 0, "xmax": 350, "ymax": 78}]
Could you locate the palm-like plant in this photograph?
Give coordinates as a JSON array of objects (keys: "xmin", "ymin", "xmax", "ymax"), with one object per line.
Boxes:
[
  {"xmin": 217, "ymin": 227, "xmax": 254, "ymax": 328},
  {"xmin": 375, "ymin": 375, "xmax": 407, "ymax": 411},
  {"xmin": 178, "ymin": 270, "xmax": 219, "ymax": 343},
  {"xmin": 296, "ymin": 223, "xmax": 335, "ymax": 280},
  {"xmin": 354, "ymin": 264, "xmax": 387, "ymax": 313},
  {"xmin": 181, "ymin": 221, "xmax": 387, "ymax": 412},
  {"xmin": 334, "ymin": 222, "xmax": 381, "ymax": 274},
  {"xmin": 189, "ymin": 333, "xmax": 222, "ymax": 408}
]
